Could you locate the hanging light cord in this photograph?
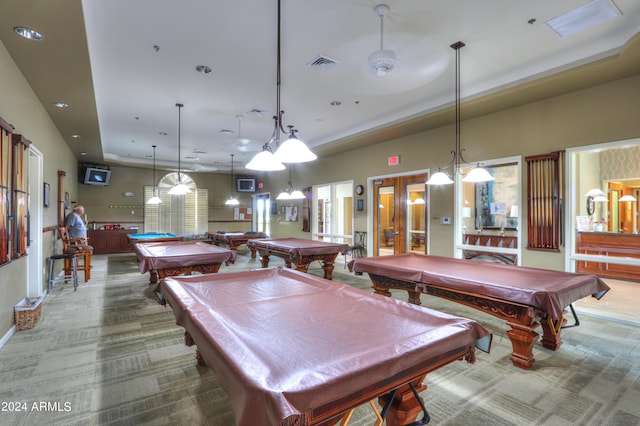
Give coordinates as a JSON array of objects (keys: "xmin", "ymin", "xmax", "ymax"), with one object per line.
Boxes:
[
  {"xmin": 152, "ymin": 145, "xmax": 157, "ymax": 188},
  {"xmin": 176, "ymin": 103, "xmax": 184, "ymax": 183},
  {"xmin": 230, "ymin": 154, "xmax": 235, "ymax": 195}
]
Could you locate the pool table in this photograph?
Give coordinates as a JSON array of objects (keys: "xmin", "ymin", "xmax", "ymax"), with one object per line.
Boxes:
[
  {"xmin": 158, "ymin": 267, "xmax": 491, "ymax": 426},
  {"xmin": 127, "ymin": 232, "xmax": 182, "ymax": 247},
  {"xmin": 206, "ymin": 231, "xmax": 267, "ymax": 258},
  {"xmin": 349, "ymin": 253, "xmax": 610, "ymax": 369},
  {"xmin": 133, "ymin": 240, "xmax": 236, "ymax": 284},
  {"xmin": 247, "ymin": 237, "xmax": 350, "ymax": 280}
]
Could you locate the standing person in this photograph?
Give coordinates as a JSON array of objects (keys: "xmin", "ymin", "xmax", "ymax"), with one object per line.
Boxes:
[{"xmin": 64, "ymin": 205, "xmax": 87, "ymax": 239}]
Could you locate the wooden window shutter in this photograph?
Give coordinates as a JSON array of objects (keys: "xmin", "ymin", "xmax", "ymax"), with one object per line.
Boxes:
[{"xmin": 525, "ymin": 150, "xmax": 564, "ymax": 251}]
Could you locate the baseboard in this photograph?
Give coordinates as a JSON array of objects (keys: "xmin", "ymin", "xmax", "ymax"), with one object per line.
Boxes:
[{"xmin": 0, "ymin": 325, "xmax": 16, "ymax": 349}]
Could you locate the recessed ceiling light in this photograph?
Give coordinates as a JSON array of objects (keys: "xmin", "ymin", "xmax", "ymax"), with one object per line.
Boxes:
[
  {"xmin": 14, "ymin": 27, "xmax": 44, "ymax": 41},
  {"xmin": 330, "ymin": 100, "xmax": 342, "ymax": 106},
  {"xmin": 80, "ymin": 152, "xmax": 87, "ymax": 156},
  {"xmin": 219, "ymin": 129, "xmax": 235, "ymax": 135},
  {"xmin": 195, "ymin": 65, "xmax": 212, "ymax": 74},
  {"xmin": 546, "ymin": 0, "xmax": 621, "ymax": 38},
  {"xmin": 53, "ymin": 102, "xmax": 69, "ymax": 108},
  {"xmin": 70, "ymin": 134, "xmax": 81, "ymax": 139}
]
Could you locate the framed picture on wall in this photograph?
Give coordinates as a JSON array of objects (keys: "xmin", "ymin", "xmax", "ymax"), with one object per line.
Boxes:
[{"xmin": 43, "ymin": 182, "xmax": 50, "ymax": 207}]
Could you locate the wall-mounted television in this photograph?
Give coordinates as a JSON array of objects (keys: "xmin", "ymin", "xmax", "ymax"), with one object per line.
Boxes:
[
  {"xmin": 236, "ymin": 177, "xmax": 256, "ymax": 192},
  {"xmin": 83, "ymin": 167, "xmax": 111, "ymax": 186}
]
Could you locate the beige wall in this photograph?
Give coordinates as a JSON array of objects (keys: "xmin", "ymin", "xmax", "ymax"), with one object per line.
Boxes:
[
  {"xmin": 1, "ymin": 26, "xmax": 639, "ymax": 340},
  {"xmin": 0, "ymin": 40, "xmax": 77, "ymax": 337}
]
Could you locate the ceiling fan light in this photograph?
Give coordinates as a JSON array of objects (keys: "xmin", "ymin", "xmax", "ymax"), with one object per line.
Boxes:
[
  {"xmin": 246, "ymin": 150, "xmax": 285, "ymax": 171},
  {"xmin": 426, "ymin": 171, "xmax": 454, "ymax": 185},
  {"xmin": 463, "ymin": 167, "xmax": 495, "ymax": 183},
  {"xmin": 274, "ymin": 135, "xmax": 317, "ymax": 163},
  {"xmin": 368, "ymin": 49, "xmax": 396, "ymax": 76}
]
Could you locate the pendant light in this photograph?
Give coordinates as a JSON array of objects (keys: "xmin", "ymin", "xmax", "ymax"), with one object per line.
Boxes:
[
  {"xmin": 276, "ymin": 167, "xmax": 305, "ymax": 200},
  {"xmin": 146, "ymin": 145, "xmax": 162, "ymax": 204},
  {"xmin": 427, "ymin": 42, "xmax": 494, "ymax": 185},
  {"xmin": 168, "ymin": 103, "xmax": 192, "ymax": 195},
  {"xmin": 245, "ymin": 0, "xmax": 316, "ymax": 171},
  {"xmin": 225, "ymin": 154, "xmax": 240, "ymax": 205}
]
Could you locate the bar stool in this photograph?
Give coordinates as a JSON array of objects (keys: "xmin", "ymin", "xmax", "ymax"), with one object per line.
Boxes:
[{"xmin": 49, "ymin": 253, "xmax": 78, "ymax": 291}]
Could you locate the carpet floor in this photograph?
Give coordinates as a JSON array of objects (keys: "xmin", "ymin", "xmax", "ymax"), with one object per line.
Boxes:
[{"xmin": 0, "ymin": 252, "xmax": 639, "ymax": 425}]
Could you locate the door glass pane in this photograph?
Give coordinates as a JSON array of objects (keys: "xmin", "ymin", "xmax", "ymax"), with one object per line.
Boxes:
[
  {"xmin": 406, "ymin": 183, "xmax": 426, "ymax": 253},
  {"xmin": 313, "ymin": 182, "xmax": 354, "ymax": 244},
  {"xmin": 377, "ymin": 185, "xmax": 395, "ymax": 256}
]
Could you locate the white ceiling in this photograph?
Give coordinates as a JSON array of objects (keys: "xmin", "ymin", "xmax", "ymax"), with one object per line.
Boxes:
[{"xmin": 2, "ymin": 0, "xmax": 640, "ymax": 172}]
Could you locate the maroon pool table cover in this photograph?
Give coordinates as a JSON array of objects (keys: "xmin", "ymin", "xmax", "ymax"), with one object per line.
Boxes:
[
  {"xmin": 247, "ymin": 237, "xmax": 350, "ymax": 257},
  {"xmin": 159, "ymin": 267, "xmax": 490, "ymax": 426},
  {"xmin": 134, "ymin": 241, "xmax": 236, "ymax": 274},
  {"xmin": 348, "ymin": 253, "xmax": 610, "ymax": 319}
]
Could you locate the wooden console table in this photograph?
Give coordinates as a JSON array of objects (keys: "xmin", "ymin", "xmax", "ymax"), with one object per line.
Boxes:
[{"xmin": 88, "ymin": 229, "xmax": 138, "ymax": 254}]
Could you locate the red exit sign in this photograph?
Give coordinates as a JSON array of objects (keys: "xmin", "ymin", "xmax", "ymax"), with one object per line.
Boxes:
[{"xmin": 388, "ymin": 155, "xmax": 400, "ymax": 166}]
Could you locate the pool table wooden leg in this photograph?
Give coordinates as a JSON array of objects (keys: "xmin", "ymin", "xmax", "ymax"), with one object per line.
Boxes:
[
  {"xmin": 259, "ymin": 253, "xmax": 270, "ymax": 268},
  {"xmin": 540, "ymin": 314, "xmax": 564, "ymax": 351},
  {"xmin": 321, "ymin": 261, "xmax": 335, "ymax": 280},
  {"xmin": 505, "ymin": 321, "xmax": 539, "ymax": 369}
]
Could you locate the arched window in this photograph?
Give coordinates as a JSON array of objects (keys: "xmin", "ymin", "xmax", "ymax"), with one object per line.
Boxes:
[{"xmin": 144, "ymin": 172, "xmax": 208, "ymax": 236}]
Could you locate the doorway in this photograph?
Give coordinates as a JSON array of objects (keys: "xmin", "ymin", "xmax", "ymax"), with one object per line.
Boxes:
[
  {"xmin": 253, "ymin": 193, "xmax": 271, "ymax": 236},
  {"xmin": 372, "ymin": 172, "xmax": 428, "ymax": 256},
  {"xmin": 28, "ymin": 146, "xmax": 43, "ymax": 296}
]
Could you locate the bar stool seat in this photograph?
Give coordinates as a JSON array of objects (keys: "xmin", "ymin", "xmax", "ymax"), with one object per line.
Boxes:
[{"xmin": 49, "ymin": 253, "xmax": 78, "ymax": 291}]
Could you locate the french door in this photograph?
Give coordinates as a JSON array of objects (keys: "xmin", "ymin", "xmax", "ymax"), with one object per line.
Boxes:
[{"xmin": 373, "ymin": 173, "xmax": 428, "ymax": 256}]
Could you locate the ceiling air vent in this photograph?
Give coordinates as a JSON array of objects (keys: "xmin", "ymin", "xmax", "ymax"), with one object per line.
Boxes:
[{"xmin": 306, "ymin": 54, "xmax": 340, "ymax": 71}]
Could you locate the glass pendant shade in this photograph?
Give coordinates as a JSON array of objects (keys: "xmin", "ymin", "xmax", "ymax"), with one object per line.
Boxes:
[
  {"xmin": 586, "ymin": 188, "xmax": 607, "ymax": 197},
  {"xmin": 426, "ymin": 171, "xmax": 454, "ymax": 185},
  {"xmin": 273, "ymin": 134, "xmax": 317, "ymax": 163},
  {"xmin": 168, "ymin": 182, "xmax": 191, "ymax": 195},
  {"xmin": 147, "ymin": 189, "xmax": 162, "ymax": 204},
  {"xmin": 412, "ymin": 197, "xmax": 425, "ymax": 205},
  {"xmin": 463, "ymin": 166, "xmax": 495, "ymax": 183},
  {"xmin": 246, "ymin": 150, "xmax": 285, "ymax": 171},
  {"xmin": 225, "ymin": 196, "xmax": 240, "ymax": 205},
  {"xmin": 276, "ymin": 191, "xmax": 291, "ymax": 200},
  {"xmin": 619, "ymin": 194, "xmax": 637, "ymax": 202},
  {"xmin": 593, "ymin": 195, "xmax": 609, "ymax": 202},
  {"xmin": 289, "ymin": 190, "xmax": 305, "ymax": 199}
]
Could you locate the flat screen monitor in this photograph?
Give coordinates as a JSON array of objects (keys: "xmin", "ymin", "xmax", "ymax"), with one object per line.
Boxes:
[
  {"xmin": 83, "ymin": 167, "xmax": 111, "ymax": 186},
  {"xmin": 236, "ymin": 177, "xmax": 256, "ymax": 192}
]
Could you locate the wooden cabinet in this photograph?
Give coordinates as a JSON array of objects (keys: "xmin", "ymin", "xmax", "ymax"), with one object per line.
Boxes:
[
  {"xmin": 88, "ymin": 229, "xmax": 137, "ymax": 254},
  {"xmin": 576, "ymin": 232, "xmax": 640, "ymax": 282}
]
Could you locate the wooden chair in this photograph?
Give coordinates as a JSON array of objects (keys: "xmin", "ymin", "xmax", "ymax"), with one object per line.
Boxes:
[{"xmin": 59, "ymin": 227, "xmax": 93, "ymax": 282}]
